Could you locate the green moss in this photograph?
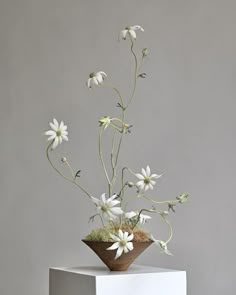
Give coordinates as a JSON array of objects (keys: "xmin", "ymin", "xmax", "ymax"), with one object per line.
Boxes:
[
  {"xmin": 85, "ymin": 223, "xmax": 151, "ymax": 242},
  {"xmin": 85, "ymin": 227, "xmax": 115, "ymax": 242}
]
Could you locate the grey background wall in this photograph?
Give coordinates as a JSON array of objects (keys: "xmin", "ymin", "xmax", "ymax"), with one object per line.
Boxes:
[{"xmin": 0, "ymin": 0, "xmax": 235, "ymax": 294}]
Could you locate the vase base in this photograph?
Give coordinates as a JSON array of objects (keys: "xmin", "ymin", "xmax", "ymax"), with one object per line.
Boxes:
[{"xmin": 82, "ymin": 240, "xmax": 153, "ymax": 271}]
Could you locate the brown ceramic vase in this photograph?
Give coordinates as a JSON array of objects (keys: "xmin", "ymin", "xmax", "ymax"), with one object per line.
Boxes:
[{"xmin": 82, "ymin": 239, "xmax": 153, "ymax": 271}]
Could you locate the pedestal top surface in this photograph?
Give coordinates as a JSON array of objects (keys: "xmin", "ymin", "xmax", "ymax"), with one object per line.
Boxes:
[{"xmin": 50, "ymin": 264, "xmax": 185, "ymax": 277}]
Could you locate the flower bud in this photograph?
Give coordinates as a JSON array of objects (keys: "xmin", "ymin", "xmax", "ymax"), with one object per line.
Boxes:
[
  {"xmin": 176, "ymin": 193, "xmax": 188, "ymax": 204},
  {"xmin": 61, "ymin": 157, "xmax": 67, "ymax": 163},
  {"xmin": 99, "ymin": 116, "xmax": 111, "ymax": 129},
  {"xmin": 142, "ymin": 48, "xmax": 148, "ymax": 57},
  {"xmin": 127, "ymin": 182, "xmax": 134, "ymax": 188}
]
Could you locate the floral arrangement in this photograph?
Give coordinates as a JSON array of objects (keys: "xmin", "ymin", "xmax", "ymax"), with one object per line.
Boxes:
[{"xmin": 44, "ymin": 25, "xmax": 188, "ymax": 260}]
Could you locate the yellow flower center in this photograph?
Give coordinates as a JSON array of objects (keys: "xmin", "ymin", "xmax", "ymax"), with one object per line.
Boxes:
[
  {"xmin": 56, "ymin": 129, "xmax": 62, "ymax": 137},
  {"xmin": 119, "ymin": 240, "xmax": 126, "ymax": 246},
  {"xmin": 101, "ymin": 204, "xmax": 109, "ymax": 212},
  {"xmin": 144, "ymin": 177, "xmax": 150, "ymax": 184},
  {"xmin": 89, "ymin": 72, "xmax": 96, "ymax": 78}
]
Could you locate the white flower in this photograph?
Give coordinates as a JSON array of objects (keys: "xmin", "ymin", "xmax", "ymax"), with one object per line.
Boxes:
[
  {"xmin": 120, "ymin": 25, "xmax": 144, "ymax": 40},
  {"xmin": 91, "ymin": 193, "xmax": 123, "ymax": 220},
  {"xmin": 45, "ymin": 118, "xmax": 68, "ymax": 149},
  {"xmin": 107, "ymin": 230, "xmax": 134, "ymax": 259},
  {"xmin": 151, "ymin": 235, "xmax": 173, "ymax": 256},
  {"xmin": 87, "ymin": 71, "xmax": 107, "ymax": 89},
  {"xmin": 125, "ymin": 211, "xmax": 151, "ymax": 224},
  {"xmin": 135, "ymin": 165, "xmax": 162, "ymax": 191}
]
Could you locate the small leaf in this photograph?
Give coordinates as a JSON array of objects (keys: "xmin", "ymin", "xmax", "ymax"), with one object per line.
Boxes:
[
  {"xmin": 75, "ymin": 170, "xmax": 81, "ymax": 178},
  {"xmin": 138, "ymin": 73, "xmax": 147, "ymax": 78}
]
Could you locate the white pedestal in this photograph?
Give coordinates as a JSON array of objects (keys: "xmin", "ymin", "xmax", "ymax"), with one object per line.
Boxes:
[{"xmin": 49, "ymin": 264, "xmax": 186, "ymax": 295}]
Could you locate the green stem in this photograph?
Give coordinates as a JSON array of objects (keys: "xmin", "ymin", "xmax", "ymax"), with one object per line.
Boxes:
[
  {"xmin": 137, "ymin": 56, "xmax": 145, "ymax": 75},
  {"xmin": 89, "ymin": 213, "xmax": 105, "ymax": 227},
  {"xmin": 111, "ymin": 129, "xmax": 116, "ymax": 171},
  {"xmin": 125, "ymin": 36, "xmax": 138, "ymax": 109},
  {"xmin": 142, "ymin": 194, "xmax": 179, "ymax": 205},
  {"xmin": 99, "ymin": 128, "xmax": 111, "ymax": 195},
  {"xmin": 46, "ymin": 143, "xmax": 92, "ymax": 199},
  {"xmin": 112, "ymin": 87, "xmax": 125, "ymax": 119},
  {"xmin": 132, "ymin": 208, "xmax": 162, "ymax": 230},
  {"xmin": 163, "ymin": 217, "xmax": 173, "ymax": 244},
  {"xmin": 110, "ymin": 123, "xmax": 122, "ymax": 132},
  {"xmin": 64, "ymin": 160, "xmax": 75, "ymax": 179}
]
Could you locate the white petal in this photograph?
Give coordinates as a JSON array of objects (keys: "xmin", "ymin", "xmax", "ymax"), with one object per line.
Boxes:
[
  {"xmin": 49, "ymin": 122, "xmax": 58, "ymax": 131},
  {"xmin": 109, "ymin": 194, "xmax": 117, "ymax": 201},
  {"xmin": 140, "ymin": 214, "xmax": 151, "ymax": 220},
  {"xmin": 126, "ymin": 242, "xmax": 134, "ymax": 251},
  {"xmin": 91, "ymin": 196, "xmax": 100, "ymax": 206},
  {"xmin": 108, "ymin": 200, "xmax": 120, "ymax": 207},
  {"xmin": 144, "ymin": 185, "xmax": 149, "ymax": 191},
  {"xmin": 118, "ymin": 229, "xmax": 124, "ymax": 239},
  {"xmin": 59, "ymin": 121, "xmax": 64, "ymax": 129},
  {"xmin": 62, "ymin": 135, "xmax": 68, "ymax": 141},
  {"xmin": 58, "ymin": 136, "xmax": 62, "ymax": 144},
  {"xmin": 52, "ymin": 137, "xmax": 59, "ymax": 149},
  {"xmin": 92, "ymin": 77, "xmax": 98, "ymax": 85},
  {"xmin": 110, "ymin": 234, "xmax": 121, "ymax": 242},
  {"xmin": 149, "ymin": 184, "xmax": 154, "ymax": 190},
  {"xmin": 100, "ymin": 193, "xmax": 106, "ymax": 204},
  {"xmin": 123, "ymin": 232, "xmax": 129, "ymax": 240},
  {"xmin": 45, "ymin": 130, "xmax": 56, "ymax": 136},
  {"xmin": 150, "ymin": 180, "xmax": 156, "ymax": 186},
  {"xmin": 152, "ymin": 174, "xmax": 162, "ymax": 179},
  {"xmin": 87, "ymin": 78, "xmax": 92, "ymax": 89},
  {"xmin": 120, "ymin": 29, "xmax": 128, "ymax": 40},
  {"xmin": 123, "ymin": 245, "xmax": 129, "ymax": 253},
  {"xmin": 129, "ymin": 30, "xmax": 136, "ymax": 40},
  {"xmin": 136, "ymin": 173, "xmax": 144, "ymax": 180},
  {"xmin": 62, "ymin": 130, "xmax": 68, "ymax": 136},
  {"xmin": 141, "ymin": 168, "xmax": 147, "ymax": 177},
  {"xmin": 127, "ymin": 233, "xmax": 134, "ymax": 242},
  {"xmin": 98, "ymin": 71, "xmax": 107, "ymax": 78},
  {"xmin": 111, "ymin": 207, "xmax": 123, "ymax": 215},
  {"xmin": 61, "ymin": 124, "xmax": 67, "ymax": 131},
  {"xmin": 146, "ymin": 165, "xmax": 151, "ymax": 177},
  {"xmin": 130, "ymin": 25, "xmax": 144, "ymax": 31},
  {"xmin": 53, "ymin": 118, "xmax": 59, "ymax": 128},
  {"xmin": 164, "ymin": 250, "xmax": 173, "ymax": 256},
  {"xmin": 96, "ymin": 73, "xmax": 103, "ymax": 84},
  {"xmin": 107, "ymin": 242, "xmax": 120, "ymax": 250},
  {"xmin": 125, "ymin": 211, "xmax": 137, "ymax": 219},
  {"xmin": 136, "ymin": 182, "xmax": 145, "ymax": 190},
  {"xmin": 47, "ymin": 134, "xmax": 56, "ymax": 141},
  {"xmin": 136, "ymin": 180, "xmax": 143, "ymax": 186},
  {"xmin": 115, "ymin": 246, "xmax": 123, "ymax": 259}
]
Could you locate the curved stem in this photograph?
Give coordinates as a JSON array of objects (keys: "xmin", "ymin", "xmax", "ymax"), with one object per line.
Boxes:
[
  {"xmin": 64, "ymin": 160, "xmax": 75, "ymax": 179},
  {"xmin": 132, "ymin": 208, "xmax": 162, "ymax": 230},
  {"xmin": 99, "ymin": 128, "xmax": 111, "ymax": 195},
  {"xmin": 46, "ymin": 143, "xmax": 92, "ymax": 199},
  {"xmin": 142, "ymin": 194, "xmax": 179, "ymax": 205},
  {"xmin": 112, "ymin": 87, "xmax": 125, "ymax": 119},
  {"xmin": 89, "ymin": 213, "xmax": 105, "ymax": 227},
  {"xmin": 110, "ymin": 123, "xmax": 122, "ymax": 132},
  {"xmin": 126, "ymin": 36, "xmax": 138, "ymax": 109},
  {"xmin": 111, "ymin": 129, "xmax": 117, "ymax": 171},
  {"xmin": 163, "ymin": 217, "xmax": 173, "ymax": 244},
  {"xmin": 137, "ymin": 56, "xmax": 145, "ymax": 75}
]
